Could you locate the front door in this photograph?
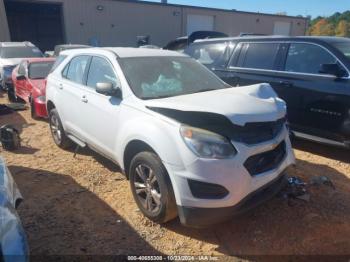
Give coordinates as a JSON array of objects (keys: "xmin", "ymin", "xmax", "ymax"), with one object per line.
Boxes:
[
  {"xmin": 79, "ymin": 55, "xmax": 121, "ymax": 157},
  {"xmin": 279, "ymin": 42, "xmax": 350, "ymax": 142}
]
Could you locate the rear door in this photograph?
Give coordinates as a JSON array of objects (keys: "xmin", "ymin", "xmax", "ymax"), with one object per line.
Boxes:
[
  {"xmin": 58, "ymin": 55, "xmax": 91, "ymax": 139},
  {"xmin": 223, "ymin": 42, "xmax": 307, "ymax": 128},
  {"xmin": 279, "ymin": 42, "xmax": 350, "ymax": 142},
  {"xmin": 226, "ymin": 42, "xmax": 281, "ymax": 87}
]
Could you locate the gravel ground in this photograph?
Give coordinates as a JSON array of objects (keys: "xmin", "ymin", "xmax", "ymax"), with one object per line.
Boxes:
[{"xmin": 0, "ymin": 92, "xmax": 349, "ymax": 258}]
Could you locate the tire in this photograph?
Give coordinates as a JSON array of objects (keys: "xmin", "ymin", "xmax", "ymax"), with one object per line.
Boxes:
[
  {"xmin": 129, "ymin": 152, "xmax": 177, "ymax": 224},
  {"xmin": 30, "ymin": 98, "xmax": 39, "ymax": 120},
  {"xmin": 49, "ymin": 109, "xmax": 73, "ymax": 149},
  {"xmin": 7, "ymin": 87, "xmax": 17, "ymax": 102}
]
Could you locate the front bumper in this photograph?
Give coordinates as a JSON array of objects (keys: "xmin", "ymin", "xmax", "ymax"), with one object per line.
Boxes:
[
  {"xmin": 164, "ymin": 126, "xmax": 295, "ymax": 226},
  {"xmin": 178, "ymin": 172, "xmax": 287, "ymax": 227}
]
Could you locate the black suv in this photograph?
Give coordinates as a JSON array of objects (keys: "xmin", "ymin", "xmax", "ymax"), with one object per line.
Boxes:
[{"xmin": 185, "ymin": 36, "xmax": 350, "ymax": 148}]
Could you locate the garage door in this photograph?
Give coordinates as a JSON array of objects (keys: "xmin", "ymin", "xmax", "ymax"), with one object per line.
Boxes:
[
  {"xmin": 5, "ymin": 1, "xmax": 64, "ymax": 51},
  {"xmin": 273, "ymin": 21, "xmax": 291, "ymax": 36},
  {"xmin": 187, "ymin": 14, "xmax": 214, "ymax": 35}
]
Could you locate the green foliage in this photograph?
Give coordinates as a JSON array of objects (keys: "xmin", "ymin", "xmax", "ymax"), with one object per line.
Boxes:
[{"xmin": 308, "ymin": 11, "xmax": 350, "ymax": 37}]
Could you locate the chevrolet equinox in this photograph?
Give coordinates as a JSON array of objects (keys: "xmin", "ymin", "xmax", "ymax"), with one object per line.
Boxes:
[{"xmin": 46, "ymin": 48, "xmax": 295, "ymax": 227}]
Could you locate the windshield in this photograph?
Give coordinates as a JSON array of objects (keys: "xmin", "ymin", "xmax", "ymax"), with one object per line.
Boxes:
[
  {"xmin": 1, "ymin": 46, "xmax": 43, "ymax": 59},
  {"xmin": 119, "ymin": 56, "xmax": 227, "ymax": 100},
  {"xmin": 28, "ymin": 61, "xmax": 55, "ymax": 79},
  {"xmin": 333, "ymin": 42, "xmax": 350, "ymax": 59}
]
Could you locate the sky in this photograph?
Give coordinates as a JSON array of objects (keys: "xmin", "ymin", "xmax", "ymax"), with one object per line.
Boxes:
[{"xmin": 147, "ymin": 0, "xmax": 350, "ymax": 18}]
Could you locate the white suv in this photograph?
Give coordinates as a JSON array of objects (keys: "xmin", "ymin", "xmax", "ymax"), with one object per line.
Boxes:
[{"xmin": 46, "ymin": 48, "xmax": 295, "ymax": 227}]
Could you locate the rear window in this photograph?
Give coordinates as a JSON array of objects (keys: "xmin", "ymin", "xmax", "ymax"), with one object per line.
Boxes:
[
  {"xmin": 185, "ymin": 43, "xmax": 232, "ymax": 68},
  {"xmin": 0, "ymin": 46, "xmax": 43, "ymax": 58},
  {"xmin": 28, "ymin": 61, "xmax": 55, "ymax": 79},
  {"xmin": 237, "ymin": 43, "xmax": 279, "ymax": 70},
  {"xmin": 332, "ymin": 42, "xmax": 350, "ymax": 60}
]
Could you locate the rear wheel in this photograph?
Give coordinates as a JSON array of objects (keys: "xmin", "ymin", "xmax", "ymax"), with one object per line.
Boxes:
[
  {"xmin": 129, "ymin": 152, "xmax": 177, "ymax": 224},
  {"xmin": 49, "ymin": 109, "xmax": 73, "ymax": 149}
]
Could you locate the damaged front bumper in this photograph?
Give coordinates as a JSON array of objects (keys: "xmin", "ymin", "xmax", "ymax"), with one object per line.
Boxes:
[{"xmin": 177, "ymin": 172, "xmax": 288, "ymax": 228}]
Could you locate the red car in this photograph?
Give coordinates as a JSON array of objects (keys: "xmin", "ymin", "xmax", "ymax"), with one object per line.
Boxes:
[{"xmin": 12, "ymin": 58, "xmax": 55, "ymax": 119}]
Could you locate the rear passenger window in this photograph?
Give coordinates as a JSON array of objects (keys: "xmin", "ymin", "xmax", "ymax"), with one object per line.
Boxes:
[
  {"xmin": 186, "ymin": 43, "xmax": 231, "ymax": 68},
  {"xmin": 285, "ymin": 43, "xmax": 337, "ymax": 74},
  {"xmin": 65, "ymin": 55, "xmax": 90, "ymax": 84},
  {"xmin": 87, "ymin": 57, "xmax": 118, "ymax": 89},
  {"xmin": 238, "ymin": 43, "xmax": 279, "ymax": 70}
]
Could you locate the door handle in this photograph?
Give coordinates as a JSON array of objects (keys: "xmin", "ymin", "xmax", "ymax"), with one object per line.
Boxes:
[
  {"xmin": 81, "ymin": 96, "xmax": 88, "ymax": 103},
  {"xmin": 58, "ymin": 84, "xmax": 63, "ymax": 90},
  {"xmin": 279, "ymin": 81, "xmax": 294, "ymax": 87}
]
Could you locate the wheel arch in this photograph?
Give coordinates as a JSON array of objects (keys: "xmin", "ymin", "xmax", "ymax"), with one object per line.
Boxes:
[
  {"xmin": 46, "ymin": 100, "xmax": 56, "ymax": 113},
  {"xmin": 123, "ymin": 139, "xmax": 157, "ymax": 179}
]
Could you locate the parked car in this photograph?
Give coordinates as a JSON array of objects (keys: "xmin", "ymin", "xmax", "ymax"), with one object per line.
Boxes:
[
  {"xmin": 44, "ymin": 50, "xmax": 54, "ymax": 57},
  {"xmin": 185, "ymin": 36, "xmax": 350, "ymax": 148},
  {"xmin": 46, "ymin": 48, "xmax": 295, "ymax": 227},
  {"xmin": 53, "ymin": 44, "xmax": 90, "ymax": 57},
  {"xmin": 12, "ymin": 57, "xmax": 55, "ymax": 118},
  {"xmin": 0, "ymin": 42, "xmax": 43, "ymax": 95},
  {"xmin": 0, "ymin": 157, "xmax": 29, "ymax": 261},
  {"xmin": 164, "ymin": 31, "xmax": 228, "ymax": 52}
]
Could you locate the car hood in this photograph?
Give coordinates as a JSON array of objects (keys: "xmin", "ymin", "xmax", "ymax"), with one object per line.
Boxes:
[
  {"xmin": 144, "ymin": 83, "xmax": 286, "ymax": 126},
  {"xmin": 0, "ymin": 58, "xmax": 24, "ymax": 67}
]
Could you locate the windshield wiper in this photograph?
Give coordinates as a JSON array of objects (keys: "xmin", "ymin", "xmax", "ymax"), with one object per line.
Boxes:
[{"xmin": 142, "ymin": 94, "xmax": 175, "ymax": 100}]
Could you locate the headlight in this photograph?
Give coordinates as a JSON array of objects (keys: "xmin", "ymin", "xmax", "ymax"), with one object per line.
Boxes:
[{"xmin": 180, "ymin": 126, "xmax": 237, "ymax": 159}]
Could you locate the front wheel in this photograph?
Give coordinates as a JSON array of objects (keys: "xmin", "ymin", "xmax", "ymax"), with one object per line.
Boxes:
[
  {"xmin": 129, "ymin": 152, "xmax": 177, "ymax": 224},
  {"xmin": 49, "ymin": 109, "xmax": 73, "ymax": 149}
]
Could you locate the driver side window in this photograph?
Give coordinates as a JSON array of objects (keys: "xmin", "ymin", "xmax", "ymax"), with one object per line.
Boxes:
[
  {"xmin": 285, "ymin": 43, "xmax": 338, "ymax": 75},
  {"xmin": 86, "ymin": 56, "xmax": 118, "ymax": 89}
]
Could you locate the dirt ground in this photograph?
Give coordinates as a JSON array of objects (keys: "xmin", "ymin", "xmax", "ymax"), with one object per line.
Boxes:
[{"xmin": 0, "ymin": 92, "xmax": 349, "ymax": 259}]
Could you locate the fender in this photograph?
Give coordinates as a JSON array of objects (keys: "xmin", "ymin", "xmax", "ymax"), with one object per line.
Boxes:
[{"xmin": 115, "ymin": 115, "xmax": 196, "ymax": 171}]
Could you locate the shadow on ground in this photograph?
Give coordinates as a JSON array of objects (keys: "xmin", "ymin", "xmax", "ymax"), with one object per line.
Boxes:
[
  {"xmin": 165, "ymin": 159, "xmax": 350, "ymax": 256},
  {"xmin": 10, "ymin": 165, "xmax": 161, "ymax": 256},
  {"xmin": 292, "ymin": 138, "xmax": 350, "ymax": 164}
]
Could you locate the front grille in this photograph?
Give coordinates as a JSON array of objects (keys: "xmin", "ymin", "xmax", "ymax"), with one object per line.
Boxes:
[
  {"xmin": 244, "ymin": 141, "xmax": 286, "ymax": 176},
  {"xmin": 230, "ymin": 118, "xmax": 285, "ymax": 145}
]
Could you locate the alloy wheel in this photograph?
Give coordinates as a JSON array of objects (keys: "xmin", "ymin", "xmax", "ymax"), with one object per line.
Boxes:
[
  {"xmin": 50, "ymin": 114, "xmax": 62, "ymax": 145},
  {"xmin": 133, "ymin": 164, "xmax": 161, "ymax": 214}
]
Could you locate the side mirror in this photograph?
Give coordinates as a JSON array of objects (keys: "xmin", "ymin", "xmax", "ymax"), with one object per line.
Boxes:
[
  {"xmin": 320, "ymin": 63, "xmax": 347, "ymax": 78},
  {"xmin": 96, "ymin": 82, "xmax": 120, "ymax": 97},
  {"xmin": 16, "ymin": 75, "xmax": 26, "ymax": 81}
]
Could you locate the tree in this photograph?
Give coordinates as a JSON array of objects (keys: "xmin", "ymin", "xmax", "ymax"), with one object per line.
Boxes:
[
  {"xmin": 309, "ymin": 19, "xmax": 334, "ymax": 36},
  {"xmin": 335, "ymin": 20, "xmax": 350, "ymax": 37},
  {"xmin": 308, "ymin": 11, "xmax": 350, "ymax": 37}
]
